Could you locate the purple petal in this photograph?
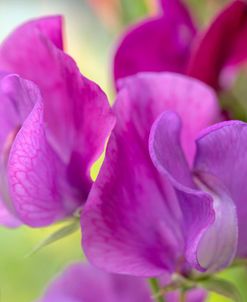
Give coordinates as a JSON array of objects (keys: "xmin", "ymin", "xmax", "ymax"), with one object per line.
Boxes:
[
  {"xmin": 117, "ymin": 73, "xmax": 220, "ymax": 165},
  {"xmin": 82, "ymin": 73, "xmax": 219, "ymax": 276},
  {"xmin": 0, "ymin": 198, "xmax": 20, "ymax": 228},
  {"xmin": 0, "ymin": 16, "xmax": 115, "ymax": 204},
  {"xmin": 149, "ymin": 111, "xmax": 215, "ymax": 271},
  {"xmin": 38, "ymin": 262, "xmax": 151, "ymax": 302},
  {"xmin": 2, "ymin": 75, "xmax": 74, "ymax": 226},
  {"xmin": 0, "ymin": 74, "xmax": 39, "ymax": 225},
  {"xmin": 187, "ymin": 0, "xmax": 247, "ymax": 90},
  {"xmin": 194, "ymin": 121, "xmax": 246, "ymax": 259},
  {"xmin": 38, "ymin": 262, "xmax": 206, "ymax": 302},
  {"xmin": 113, "ymin": 0, "xmax": 196, "ymax": 83}
]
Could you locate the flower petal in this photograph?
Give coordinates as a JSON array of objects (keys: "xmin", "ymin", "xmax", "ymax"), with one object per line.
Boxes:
[
  {"xmin": 0, "ymin": 74, "xmax": 39, "ymax": 223},
  {"xmin": 194, "ymin": 121, "xmax": 245, "ymax": 259},
  {"xmin": 187, "ymin": 0, "xmax": 247, "ymax": 90},
  {"xmin": 82, "ymin": 73, "xmax": 219, "ymax": 276},
  {"xmin": 117, "ymin": 73, "xmax": 220, "ymax": 165},
  {"xmin": 3, "ymin": 76, "xmax": 76, "ymax": 226},
  {"xmin": 0, "ymin": 198, "xmax": 20, "ymax": 228},
  {"xmin": 0, "ymin": 16, "xmax": 115, "ymax": 203},
  {"xmin": 38, "ymin": 262, "xmax": 206, "ymax": 302},
  {"xmin": 38, "ymin": 262, "xmax": 151, "ymax": 302},
  {"xmin": 113, "ymin": 0, "xmax": 196, "ymax": 83},
  {"xmin": 149, "ymin": 111, "xmax": 215, "ymax": 271}
]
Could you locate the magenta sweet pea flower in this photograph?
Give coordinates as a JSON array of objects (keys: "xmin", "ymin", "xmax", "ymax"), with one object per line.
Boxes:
[
  {"xmin": 0, "ymin": 16, "xmax": 115, "ymax": 227},
  {"xmin": 38, "ymin": 262, "xmax": 206, "ymax": 302},
  {"xmin": 114, "ymin": 0, "xmax": 196, "ymax": 82},
  {"xmin": 114, "ymin": 0, "xmax": 247, "ymax": 91},
  {"xmin": 81, "ymin": 73, "xmax": 235, "ymax": 277}
]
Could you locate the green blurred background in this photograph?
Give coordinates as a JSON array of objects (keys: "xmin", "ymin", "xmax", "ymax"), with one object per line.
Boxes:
[{"xmin": 0, "ymin": 1, "xmax": 246, "ymax": 301}]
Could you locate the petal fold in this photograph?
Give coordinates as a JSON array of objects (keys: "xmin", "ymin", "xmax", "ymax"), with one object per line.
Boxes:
[
  {"xmin": 194, "ymin": 121, "xmax": 246, "ymax": 258},
  {"xmin": 149, "ymin": 111, "xmax": 215, "ymax": 271},
  {"xmin": 4, "ymin": 76, "xmax": 72, "ymax": 226}
]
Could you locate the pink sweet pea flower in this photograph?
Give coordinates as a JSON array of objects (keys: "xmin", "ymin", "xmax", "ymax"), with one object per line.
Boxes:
[
  {"xmin": 0, "ymin": 17, "xmax": 115, "ymax": 227},
  {"xmin": 81, "ymin": 73, "xmax": 236, "ymax": 277},
  {"xmin": 114, "ymin": 0, "xmax": 247, "ymax": 92},
  {"xmin": 38, "ymin": 262, "xmax": 206, "ymax": 302}
]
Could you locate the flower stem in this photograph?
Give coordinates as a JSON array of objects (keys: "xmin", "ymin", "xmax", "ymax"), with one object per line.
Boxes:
[
  {"xmin": 180, "ymin": 290, "xmax": 186, "ymax": 302},
  {"xmin": 149, "ymin": 278, "xmax": 165, "ymax": 302}
]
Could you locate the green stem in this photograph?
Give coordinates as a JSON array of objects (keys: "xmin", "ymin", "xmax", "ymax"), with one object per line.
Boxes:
[
  {"xmin": 180, "ymin": 290, "xmax": 186, "ymax": 302},
  {"xmin": 149, "ymin": 278, "xmax": 165, "ymax": 302}
]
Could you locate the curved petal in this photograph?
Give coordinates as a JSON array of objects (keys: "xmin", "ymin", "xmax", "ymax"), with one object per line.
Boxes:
[
  {"xmin": 117, "ymin": 73, "xmax": 220, "ymax": 165},
  {"xmin": 38, "ymin": 262, "xmax": 151, "ymax": 302},
  {"xmin": 113, "ymin": 0, "xmax": 196, "ymax": 83},
  {"xmin": 0, "ymin": 74, "xmax": 39, "ymax": 222},
  {"xmin": 82, "ymin": 73, "xmax": 219, "ymax": 276},
  {"xmin": 187, "ymin": 0, "xmax": 247, "ymax": 90},
  {"xmin": 1, "ymin": 76, "xmax": 77, "ymax": 226},
  {"xmin": 149, "ymin": 111, "xmax": 215, "ymax": 271},
  {"xmin": 194, "ymin": 121, "xmax": 246, "ymax": 258},
  {"xmin": 0, "ymin": 16, "xmax": 115, "ymax": 203},
  {"xmin": 1, "ymin": 15, "xmax": 63, "ymax": 52}
]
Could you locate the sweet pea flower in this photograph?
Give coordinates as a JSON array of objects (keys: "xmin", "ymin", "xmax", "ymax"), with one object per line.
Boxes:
[
  {"xmin": 114, "ymin": 0, "xmax": 247, "ymax": 91},
  {"xmin": 81, "ymin": 72, "xmax": 238, "ymax": 277},
  {"xmin": 38, "ymin": 262, "xmax": 206, "ymax": 302},
  {"xmin": 0, "ymin": 17, "xmax": 115, "ymax": 227},
  {"xmin": 114, "ymin": 0, "xmax": 196, "ymax": 82}
]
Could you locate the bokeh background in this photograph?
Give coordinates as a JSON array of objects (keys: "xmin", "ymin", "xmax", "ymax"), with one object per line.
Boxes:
[{"xmin": 0, "ymin": 1, "xmax": 246, "ymax": 301}]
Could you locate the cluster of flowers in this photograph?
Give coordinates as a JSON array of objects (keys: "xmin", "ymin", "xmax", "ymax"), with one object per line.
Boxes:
[{"xmin": 1, "ymin": 0, "xmax": 247, "ymax": 301}]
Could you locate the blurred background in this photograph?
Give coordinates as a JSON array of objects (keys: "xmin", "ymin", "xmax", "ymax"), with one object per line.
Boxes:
[{"xmin": 0, "ymin": 1, "xmax": 246, "ymax": 301}]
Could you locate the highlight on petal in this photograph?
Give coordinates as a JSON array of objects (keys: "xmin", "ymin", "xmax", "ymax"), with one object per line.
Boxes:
[
  {"xmin": 38, "ymin": 262, "xmax": 151, "ymax": 302},
  {"xmin": 82, "ymin": 73, "xmax": 219, "ymax": 276},
  {"xmin": 187, "ymin": 0, "xmax": 247, "ymax": 90},
  {"xmin": 194, "ymin": 121, "xmax": 247, "ymax": 259},
  {"xmin": 149, "ymin": 111, "xmax": 215, "ymax": 271},
  {"xmin": 0, "ymin": 15, "xmax": 115, "ymax": 204},
  {"xmin": 113, "ymin": 0, "xmax": 196, "ymax": 83}
]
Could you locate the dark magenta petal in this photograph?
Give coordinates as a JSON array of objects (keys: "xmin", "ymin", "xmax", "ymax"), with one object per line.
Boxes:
[
  {"xmin": 194, "ymin": 121, "xmax": 246, "ymax": 258},
  {"xmin": 149, "ymin": 111, "xmax": 215, "ymax": 271},
  {"xmin": 82, "ymin": 73, "xmax": 220, "ymax": 276},
  {"xmin": 187, "ymin": 0, "xmax": 247, "ymax": 90},
  {"xmin": 113, "ymin": 0, "xmax": 196, "ymax": 83},
  {"xmin": 0, "ymin": 16, "xmax": 115, "ymax": 204}
]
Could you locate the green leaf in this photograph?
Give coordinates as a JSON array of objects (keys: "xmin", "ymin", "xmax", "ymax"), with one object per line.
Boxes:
[
  {"xmin": 26, "ymin": 219, "xmax": 80, "ymax": 257},
  {"xmin": 198, "ymin": 276, "xmax": 242, "ymax": 302}
]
